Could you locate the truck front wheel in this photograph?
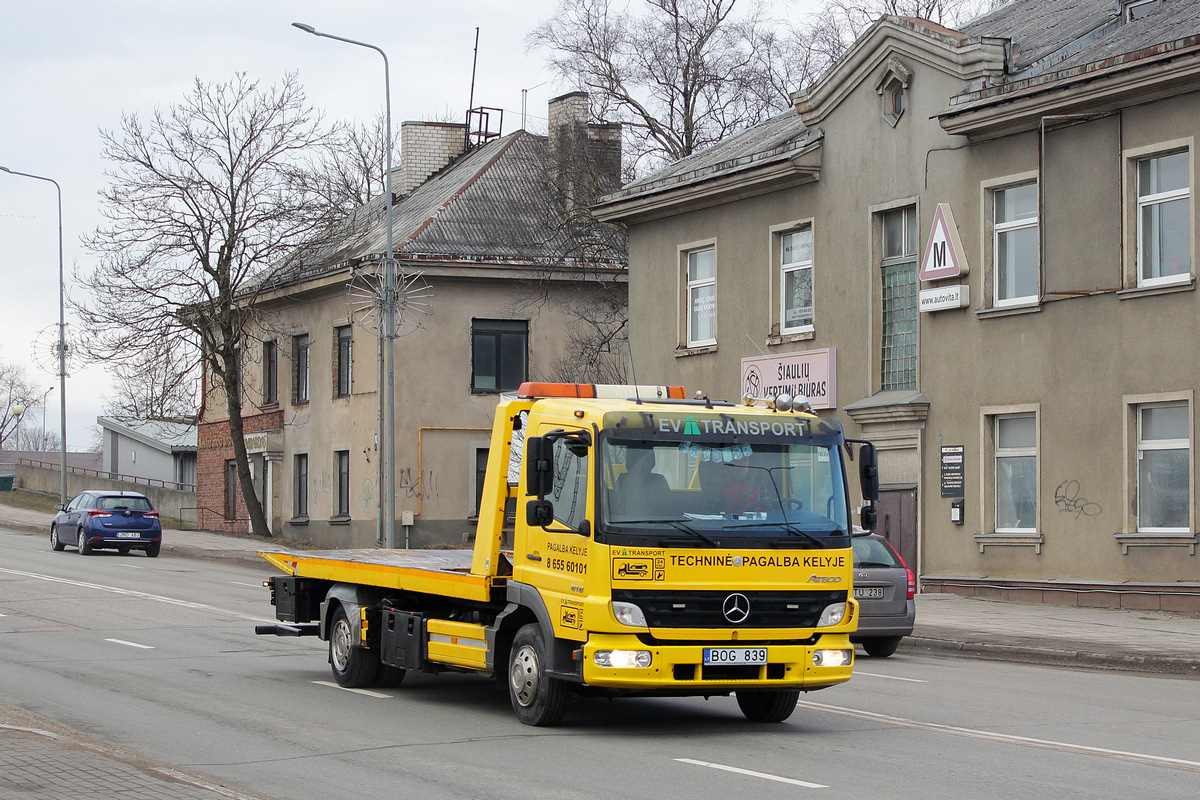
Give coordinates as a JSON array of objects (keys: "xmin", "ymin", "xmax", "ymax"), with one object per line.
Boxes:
[
  {"xmin": 508, "ymin": 624, "xmax": 569, "ymax": 726},
  {"xmin": 736, "ymin": 688, "xmax": 800, "ymax": 723},
  {"xmin": 329, "ymin": 605, "xmax": 379, "ymax": 688}
]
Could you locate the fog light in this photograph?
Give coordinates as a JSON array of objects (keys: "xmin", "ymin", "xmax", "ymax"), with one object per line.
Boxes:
[
  {"xmin": 594, "ymin": 649, "xmax": 652, "ymax": 669},
  {"xmin": 812, "ymin": 649, "xmax": 853, "ymax": 668}
]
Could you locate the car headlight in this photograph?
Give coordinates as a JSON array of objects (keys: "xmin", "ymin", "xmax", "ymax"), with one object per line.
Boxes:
[
  {"xmin": 611, "ymin": 601, "xmax": 647, "ymax": 627},
  {"xmin": 594, "ymin": 650, "xmax": 652, "ymax": 668},
  {"xmin": 816, "ymin": 602, "xmax": 847, "ymax": 627}
]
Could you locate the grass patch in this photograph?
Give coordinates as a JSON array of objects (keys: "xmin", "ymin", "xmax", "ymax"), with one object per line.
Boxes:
[{"xmin": 0, "ymin": 489, "xmax": 59, "ymax": 516}]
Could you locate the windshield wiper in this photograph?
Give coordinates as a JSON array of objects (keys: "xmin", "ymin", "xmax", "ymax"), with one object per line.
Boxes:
[
  {"xmin": 723, "ymin": 520, "xmax": 827, "ymax": 548},
  {"xmin": 607, "ymin": 517, "xmax": 719, "ymax": 547}
]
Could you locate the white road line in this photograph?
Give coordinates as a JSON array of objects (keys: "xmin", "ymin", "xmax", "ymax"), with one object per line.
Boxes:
[
  {"xmin": 854, "ymin": 671, "xmax": 928, "ymax": 683},
  {"xmin": 0, "ymin": 566, "xmax": 275, "ymax": 624},
  {"xmin": 229, "ymin": 582, "xmax": 262, "ymax": 588},
  {"xmin": 105, "ymin": 638, "xmax": 155, "ymax": 650},
  {"xmin": 311, "ymin": 680, "xmax": 392, "ymax": 699},
  {"xmin": 117, "ymin": 563, "xmax": 145, "ymax": 569},
  {"xmin": 797, "ymin": 700, "xmax": 1200, "ymax": 772},
  {"xmin": 675, "ymin": 758, "xmax": 827, "ymax": 788}
]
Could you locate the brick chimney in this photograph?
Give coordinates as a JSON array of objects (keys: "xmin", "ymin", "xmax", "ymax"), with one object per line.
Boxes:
[
  {"xmin": 547, "ymin": 91, "xmax": 623, "ymax": 209},
  {"xmin": 397, "ymin": 121, "xmax": 468, "ymax": 196}
]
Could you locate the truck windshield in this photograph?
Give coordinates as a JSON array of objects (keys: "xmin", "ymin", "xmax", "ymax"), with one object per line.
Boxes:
[{"xmin": 598, "ymin": 435, "xmax": 849, "ymax": 548}]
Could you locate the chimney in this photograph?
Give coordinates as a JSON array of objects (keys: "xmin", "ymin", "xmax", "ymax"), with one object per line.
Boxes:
[
  {"xmin": 397, "ymin": 121, "xmax": 469, "ymax": 196},
  {"xmin": 547, "ymin": 91, "xmax": 623, "ymax": 210}
]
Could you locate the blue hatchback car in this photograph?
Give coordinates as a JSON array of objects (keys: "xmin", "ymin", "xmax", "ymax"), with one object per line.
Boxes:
[{"xmin": 51, "ymin": 490, "xmax": 162, "ymax": 557}]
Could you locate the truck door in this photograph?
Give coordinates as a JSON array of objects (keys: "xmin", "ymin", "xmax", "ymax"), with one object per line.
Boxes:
[{"xmin": 519, "ymin": 424, "xmax": 592, "ymax": 640}]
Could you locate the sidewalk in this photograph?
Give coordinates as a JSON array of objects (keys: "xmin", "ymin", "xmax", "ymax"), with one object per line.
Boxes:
[{"xmin": 2, "ymin": 496, "xmax": 1198, "ymax": 798}]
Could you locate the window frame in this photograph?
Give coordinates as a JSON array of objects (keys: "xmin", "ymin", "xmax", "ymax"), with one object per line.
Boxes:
[
  {"xmin": 262, "ymin": 340, "xmax": 278, "ymax": 405},
  {"xmin": 293, "ymin": 333, "xmax": 310, "ymax": 405},
  {"xmin": 991, "ymin": 180, "xmax": 1040, "ymax": 307},
  {"xmin": 684, "ymin": 245, "xmax": 717, "ymax": 347},
  {"xmin": 224, "ymin": 459, "xmax": 238, "ymax": 521},
  {"xmin": 878, "ymin": 204, "xmax": 918, "ymax": 392},
  {"xmin": 978, "ymin": 404, "xmax": 1041, "ymax": 545},
  {"xmin": 334, "ymin": 449, "xmax": 350, "ymax": 519},
  {"xmin": 778, "ymin": 226, "xmax": 814, "ymax": 335},
  {"xmin": 993, "ymin": 414, "xmax": 1038, "ymax": 534},
  {"xmin": 1136, "ymin": 150, "xmax": 1192, "ymax": 288},
  {"xmin": 470, "ymin": 319, "xmax": 529, "ymax": 394},
  {"xmin": 293, "ymin": 453, "xmax": 308, "ymax": 520},
  {"xmin": 335, "ymin": 325, "xmax": 353, "ymax": 398}
]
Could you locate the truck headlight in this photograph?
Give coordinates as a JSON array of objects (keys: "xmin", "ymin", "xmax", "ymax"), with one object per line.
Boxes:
[
  {"xmin": 816, "ymin": 602, "xmax": 847, "ymax": 627},
  {"xmin": 594, "ymin": 649, "xmax": 652, "ymax": 669},
  {"xmin": 611, "ymin": 601, "xmax": 647, "ymax": 627}
]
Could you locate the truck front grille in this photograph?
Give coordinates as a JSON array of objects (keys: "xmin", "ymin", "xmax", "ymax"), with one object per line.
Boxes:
[{"xmin": 612, "ymin": 589, "xmax": 845, "ymax": 628}]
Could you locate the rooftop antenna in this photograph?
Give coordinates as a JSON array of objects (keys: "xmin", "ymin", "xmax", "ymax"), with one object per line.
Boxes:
[{"xmin": 465, "ymin": 27, "xmax": 479, "ymax": 150}]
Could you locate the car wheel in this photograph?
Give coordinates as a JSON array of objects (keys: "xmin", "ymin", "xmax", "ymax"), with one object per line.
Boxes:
[
  {"xmin": 50, "ymin": 525, "xmax": 66, "ymax": 552},
  {"xmin": 77, "ymin": 528, "xmax": 92, "ymax": 555},
  {"xmin": 736, "ymin": 689, "xmax": 801, "ymax": 723},
  {"xmin": 328, "ymin": 605, "xmax": 378, "ymax": 688},
  {"xmin": 861, "ymin": 636, "xmax": 902, "ymax": 658},
  {"xmin": 145, "ymin": 543, "xmax": 160, "ymax": 558},
  {"xmin": 508, "ymin": 623, "xmax": 569, "ymax": 726}
]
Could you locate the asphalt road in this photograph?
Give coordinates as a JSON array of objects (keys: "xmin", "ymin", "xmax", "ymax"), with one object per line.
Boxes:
[{"xmin": 3, "ymin": 522, "xmax": 1200, "ymax": 800}]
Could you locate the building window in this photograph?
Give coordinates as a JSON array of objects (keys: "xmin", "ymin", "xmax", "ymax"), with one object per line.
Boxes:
[
  {"xmin": 474, "ymin": 447, "xmax": 489, "ymax": 518},
  {"xmin": 1137, "ymin": 150, "xmax": 1191, "ymax": 287},
  {"xmin": 334, "ymin": 450, "xmax": 350, "ymax": 518},
  {"xmin": 263, "ymin": 340, "xmax": 278, "ymax": 405},
  {"xmin": 224, "ymin": 460, "xmax": 238, "ymax": 521},
  {"xmin": 780, "ymin": 229, "xmax": 813, "ymax": 333},
  {"xmin": 471, "ymin": 319, "xmax": 528, "ymax": 393},
  {"xmin": 880, "ymin": 206, "xmax": 917, "ymax": 391},
  {"xmin": 293, "ymin": 334, "xmax": 310, "ymax": 404},
  {"xmin": 1124, "ymin": 0, "xmax": 1160, "ymax": 21},
  {"xmin": 1137, "ymin": 403, "xmax": 1190, "ymax": 532},
  {"xmin": 995, "ymin": 415, "xmax": 1037, "ymax": 532},
  {"xmin": 294, "ymin": 453, "xmax": 308, "ymax": 519},
  {"xmin": 335, "ymin": 325, "xmax": 353, "ymax": 398},
  {"xmin": 993, "ymin": 182, "xmax": 1039, "ymax": 305},
  {"xmin": 686, "ymin": 247, "xmax": 716, "ymax": 346}
]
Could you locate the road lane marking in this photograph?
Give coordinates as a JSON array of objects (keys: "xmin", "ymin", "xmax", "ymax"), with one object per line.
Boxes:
[
  {"xmin": 854, "ymin": 671, "xmax": 928, "ymax": 683},
  {"xmin": 675, "ymin": 758, "xmax": 827, "ymax": 788},
  {"xmin": 117, "ymin": 563, "xmax": 145, "ymax": 569},
  {"xmin": 230, "ymin": 582, "xmax": 262, "ymax": 588},
  {"xmin": 105, "ymin": 638, "xmax": 155, "ymax": 650},
  {"xmin": 312, "ymin": 680, "xmax": 392, "ymax": 699},
  {"xmin": 0, "ymin": 566, "xmax": 276, "ymax": 624},
  {"xmin": 797, "ymin": 700, "xmax": 1200, "ymax": 772}
]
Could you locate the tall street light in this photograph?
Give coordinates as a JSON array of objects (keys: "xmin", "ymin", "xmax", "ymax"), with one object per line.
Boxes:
[
  {"xmin": 293, "ymin": 23, "xmax": 398, "ymax": 549},
  {"xmin": 1, "ymin": 166, "xmax": 68, "ymax": 505}
]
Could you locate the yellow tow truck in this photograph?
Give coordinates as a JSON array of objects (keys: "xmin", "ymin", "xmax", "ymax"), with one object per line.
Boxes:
[{"xmin": 255, "ymin": 382, "xmax": 880, "ymax": 725}]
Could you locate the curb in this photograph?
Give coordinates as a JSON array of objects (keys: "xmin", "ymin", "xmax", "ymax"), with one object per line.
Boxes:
[{"xmin": 907, "ymin": 634, "xmax": 1200, "ymax": 677}]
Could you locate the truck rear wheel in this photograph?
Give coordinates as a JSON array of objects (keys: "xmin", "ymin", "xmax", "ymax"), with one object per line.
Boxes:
[
  {"xmin": 508, "ymin": 623, "xmax": 569, "ymax": 726},
  {"xmin": 736, "ymin": 688, "xmax": 800, "ymax": 723},
  {"xmin": 329, "ymin": 605, "xmax": 379, "ymax": 688}
]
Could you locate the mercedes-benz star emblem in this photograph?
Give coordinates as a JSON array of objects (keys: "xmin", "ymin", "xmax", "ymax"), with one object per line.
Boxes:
[{"xmin": 722, "ymin": 593, "xmax": 750, "ymax": 624}]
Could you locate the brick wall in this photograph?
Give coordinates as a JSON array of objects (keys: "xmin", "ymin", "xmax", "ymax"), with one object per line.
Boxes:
[
  {"xmin": 398, "ymin": 121, "xmax": 468, "ymax": 196},
  {"xmin": 196, "ymin": 410, "xmax": 283, "ymax": 533}
]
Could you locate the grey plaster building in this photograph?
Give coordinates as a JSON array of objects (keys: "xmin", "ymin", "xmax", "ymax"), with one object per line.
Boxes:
[
  {"xmin": 199, "ymin": 93, "xmax": 626, "ymax": 548},
  {"xmin": 594, "ymin": 0, "xmax": 1200, "ymax": 611}
]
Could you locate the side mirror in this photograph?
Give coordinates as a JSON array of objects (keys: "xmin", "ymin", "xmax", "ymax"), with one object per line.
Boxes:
[
  {"xmin": 526, "ymin": 499, "xmax": 553, "ymax": 527},
  {"xmin": 860, "ymin": 505, "xmax": 877, "ymax": 532},
  {"xmin": 525, "ymin": 436, "xmax": 553, "ymax": 498},
  {"xmin": 857, "ymin": 442, "xmax": 879, "ymax": 503},
  {"xmin": 54, "ymin": 504, "xmax": 66, "ymax": 512}
]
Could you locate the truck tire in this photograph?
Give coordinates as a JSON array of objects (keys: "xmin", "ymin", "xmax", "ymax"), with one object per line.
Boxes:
[
  {"xmin": 736, "ymin": 689, "xmax": 800, "ymax": 723},
  {"xmin": 508, "ymin": 623, "xmax": 569, "ymax": 726},
  {"xmin": 329, "ymin": 605, "xmax": 379, "ymax": 688},
  {"xmin": 861, "ymin": 636, "xmax": 901, "ymax": 658}
]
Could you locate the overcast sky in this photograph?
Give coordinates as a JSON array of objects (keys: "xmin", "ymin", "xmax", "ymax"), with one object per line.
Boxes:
[{"xmin": 0, "ymin": 0, "xmax": 816, "ymax": 450}]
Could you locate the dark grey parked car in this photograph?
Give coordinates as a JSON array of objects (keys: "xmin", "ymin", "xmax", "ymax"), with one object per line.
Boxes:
[{"xmin": 851, "ymin": 533, "xmax": 915, "ymax": 657}]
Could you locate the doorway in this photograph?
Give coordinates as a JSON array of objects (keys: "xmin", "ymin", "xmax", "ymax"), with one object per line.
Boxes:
[{"xmin": 878, "ymin": 483, "xmax": 917, "ymax": 574}]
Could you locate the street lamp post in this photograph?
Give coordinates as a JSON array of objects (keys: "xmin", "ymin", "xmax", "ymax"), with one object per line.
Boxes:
[
  {"xmin": 39, "ymin": 386, "xmax": 54, "ymax": 451},
  {"xmin": 293, "ymin": 23, "xmax": 398, "ymax": 549},
  {"xmin": 1, "ymin": 166, "xmax": 68, "ymax": 505}
]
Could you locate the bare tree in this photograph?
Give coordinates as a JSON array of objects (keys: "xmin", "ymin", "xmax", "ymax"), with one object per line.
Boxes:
[
  {"xmin": 77, "ymin": 73, "xmax": 335, "ymax": 537},
  {"xmin": 530, "ymin": 0, "xmax": 810, "ymax": 175},
  {"xmin": 296, "ymin": 114, "xmax": 398, "ymax": 214},
  {"xmin": 0, "ymin": 357, "xmax": 42, "ymax": 452}
]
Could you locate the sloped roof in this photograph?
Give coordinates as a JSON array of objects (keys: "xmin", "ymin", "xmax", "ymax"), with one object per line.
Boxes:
[
  {"xmin": 595, "ymin": 110, "xmax": 811, "ymax": 209},
  {"xmin": 282, "ymin": 130, "xmax": 625, "ymax": 283},
  {"xmin": 960, "ymin": 0, "xmax": 1121, "ymax": 75},
  {"xmin": 97, "ymin": 416, "xmax": 197, "ymax": 453}
]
